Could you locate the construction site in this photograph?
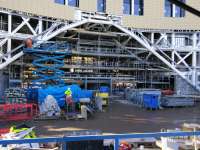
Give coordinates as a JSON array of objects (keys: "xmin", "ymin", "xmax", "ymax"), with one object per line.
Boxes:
[{"xmin": 0, "ymin": 0, "xmax": 200, "ymax": 149}]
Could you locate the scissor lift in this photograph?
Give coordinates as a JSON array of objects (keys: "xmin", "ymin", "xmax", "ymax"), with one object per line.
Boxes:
[{"xmin": 24, "ymin": 42, "xmax": 71, "ymax": 87}]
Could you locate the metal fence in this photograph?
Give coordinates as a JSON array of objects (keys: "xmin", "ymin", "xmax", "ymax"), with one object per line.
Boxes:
[{"xmin": 1, "ymin": 131, "xmax": 200, "ymax": 150}]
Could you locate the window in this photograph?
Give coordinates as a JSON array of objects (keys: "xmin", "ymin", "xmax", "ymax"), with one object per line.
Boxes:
[
  {"xmin": 97, "ymin": 0, "xmax": 106, "ymax": 13},
  {"xmin": 175, "ymin": 0, "xmax": 185, "ymax": 17},
  {"xmin": 123, "ymin": 0, "xmax": 132, "ymax": 15},
  {"xmin": 164, "ymin": 0, "xmax": 185, "ymax": 18},
  {"xmin": 55, "ymin": 0, "xmax": 65, "ymax": 4},
  {"xmin": 134, "ymin": 0, "xmax": 144, "ymax": 16},
  {"xmin": 68, "ymin": 0, "xmax": 79, "ymax": 7},
  {"xmin": 164, "ymin": 0, "xmax": 173, "ymax": 17}
]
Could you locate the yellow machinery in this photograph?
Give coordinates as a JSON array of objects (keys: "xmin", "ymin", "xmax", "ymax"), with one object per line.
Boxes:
[{"xmin": 96, "ymin": 93, "xmax": 109, "ymax": 106}]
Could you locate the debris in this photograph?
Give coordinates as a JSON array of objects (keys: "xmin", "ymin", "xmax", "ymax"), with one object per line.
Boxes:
[{"xmin": 1, "ymin": 124, "xmax": 39, "ymax": 149}]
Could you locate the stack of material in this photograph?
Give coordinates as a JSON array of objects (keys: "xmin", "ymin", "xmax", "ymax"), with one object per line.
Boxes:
[
  {"xmin": 4, "ymin": 88, "xmax": 27, "ymax": 104},
  {"xmin": 161, "ymin": 96, "xmax": 195, "ymax": 107},
  {"xmin": 125, "ymin": 88, "xmax": 161, "ymax": 109}
]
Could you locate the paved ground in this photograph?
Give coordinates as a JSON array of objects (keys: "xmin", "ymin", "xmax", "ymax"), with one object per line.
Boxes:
[{"xmin": 2, "ymin": 100, "xmax": 200, "ymax": 137}]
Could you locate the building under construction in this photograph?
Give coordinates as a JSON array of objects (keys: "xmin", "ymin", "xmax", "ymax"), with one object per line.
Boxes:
[{"xmin": 0, "ymin": 0, "xmax": 200, "ymax": 95}]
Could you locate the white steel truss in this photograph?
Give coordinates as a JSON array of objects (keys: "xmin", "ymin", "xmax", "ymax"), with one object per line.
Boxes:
[
  {"xmin": 0, "ymin": 10, "xmax": 87, "ymax": 69},
  {"xmin": 0, "ymin": 9, "xmax": 200, "ymax": 91}
]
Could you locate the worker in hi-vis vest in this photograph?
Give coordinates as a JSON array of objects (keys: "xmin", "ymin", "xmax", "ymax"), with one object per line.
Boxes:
[{"xmin": 65, "ymin": 88, "xmax": 74, "ymax": 112}]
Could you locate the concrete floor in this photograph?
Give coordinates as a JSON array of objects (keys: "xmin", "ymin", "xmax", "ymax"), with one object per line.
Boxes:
[{"xmin": 2, "ymin": 100, "xmax": 200, "ymax": 137}]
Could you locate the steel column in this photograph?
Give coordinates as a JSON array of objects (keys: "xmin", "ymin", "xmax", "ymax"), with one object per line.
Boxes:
[
  {"xmin": 7, "ymin": 13, "xmax": 12, "ymax": 59},
  {"xmin": 192, "ymin": 33, "xmax": 197, "ymax": 85},
  {"xmin": 151, "ymin": 32, "xmax": 154, "ymax": 44},
  {"xmin": 38, "ymin": 18, "xmax": 43, "ymax": 34}
]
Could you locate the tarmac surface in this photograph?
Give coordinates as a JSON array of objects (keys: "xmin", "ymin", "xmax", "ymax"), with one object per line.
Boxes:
[{"xmin": 2, "ymin": 99, "xmax": 200, "ymax": 137}]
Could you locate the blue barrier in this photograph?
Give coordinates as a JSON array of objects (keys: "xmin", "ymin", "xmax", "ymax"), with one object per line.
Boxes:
[{"xmin": 1, "ymin": 131, "xmax": 200, "ymax": 150}]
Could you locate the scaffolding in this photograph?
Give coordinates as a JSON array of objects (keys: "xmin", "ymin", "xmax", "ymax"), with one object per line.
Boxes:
[
  {"xmin": 19, "ymin": 34, "xmax": 172, "ymax": 90},
  {"xmin": 0, "ymin": 8, "xmax": 199, "ymax": 93}
]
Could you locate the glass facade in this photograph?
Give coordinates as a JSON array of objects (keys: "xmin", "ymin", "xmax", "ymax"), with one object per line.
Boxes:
[
  {"xmin": 53, "ymin": 0, "xmax": 187, "ymax": 18},
  {"xmin": 165, "ymin": 0, "xmax": 185, "ymax": 17},
  {"xmin": 55, "ymin": 0, "xmax": 65, "ymax": 4},
  {"xmin": 97, "ymin": 0, "xmax": 106, "ymax": 13},
  {"xmin": 164, "ymin": 0, "xmax": 173, "ymax": 17},
  {"xmin": 68, "ymin": 0, "xmax": 79, "ymax": 7},
  {"xmin": 123, "ymin": 0, "xmax": 132, "ymax": 15},
  {"xmin": 175, "ymin": 0, "xmax": 186, "ymax": 17},
  {"xmin": 134, "ymin": 0, "xmax": 144, "ymax": 16}
]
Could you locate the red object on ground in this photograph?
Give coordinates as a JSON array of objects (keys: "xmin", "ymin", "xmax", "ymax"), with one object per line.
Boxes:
[
  {"xmin": 0, "ymin": 104, "xmax": 38, "ymax": 122},
  {"xmin": 0, "ymin": 128, "xmax": 9, "ymax": 137},
  {"xmin": 162, "ymin": 89, "xmax": 174, "ymax": 95},
  {"xmin": 119, "ymin": 141, "xmax": 131, "ymax": 150}
]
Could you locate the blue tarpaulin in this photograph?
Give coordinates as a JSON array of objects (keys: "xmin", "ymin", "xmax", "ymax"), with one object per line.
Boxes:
[{"xmin": 38, "ymin": 85, "xmax": 93, "ymax": 107}]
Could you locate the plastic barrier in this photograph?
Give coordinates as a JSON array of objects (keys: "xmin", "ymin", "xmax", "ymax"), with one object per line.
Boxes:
[
  {"xmin": 0, "ymin": 131, "xmax": 200, "ymax": 150},
  {"xmin": 0, "ymin": 104, "xmax": 38, "ymax": 121}
]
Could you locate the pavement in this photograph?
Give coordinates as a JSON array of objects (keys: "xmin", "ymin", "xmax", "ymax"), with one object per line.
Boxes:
[{"xmin": 2, "ymin": 99, "xmax": 200, "ymax": 137}]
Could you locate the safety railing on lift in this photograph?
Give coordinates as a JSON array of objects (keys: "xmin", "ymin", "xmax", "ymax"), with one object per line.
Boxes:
[{"xmin": 0, "ymin": 131, "xmax": 200, "ymax": 150}]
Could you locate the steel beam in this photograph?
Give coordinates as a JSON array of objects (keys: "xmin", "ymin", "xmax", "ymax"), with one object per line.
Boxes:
[
  {"xmin": 0, "ymin": 9, "xmax": 199, "ymax": 91},
  {"xmin": 112, "ymin": 23, "xmax": 200, "ymax": 90}
]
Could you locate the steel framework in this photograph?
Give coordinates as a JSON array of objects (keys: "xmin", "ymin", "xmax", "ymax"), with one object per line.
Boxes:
[{"xmin": 0, "ymin": 9, "xmax": 199, "ymax": 91}]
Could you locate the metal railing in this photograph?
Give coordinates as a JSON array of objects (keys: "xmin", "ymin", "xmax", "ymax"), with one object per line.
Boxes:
[{"xmin": 1, "ymin": 131, "xmax": 200, "ymax": 150}]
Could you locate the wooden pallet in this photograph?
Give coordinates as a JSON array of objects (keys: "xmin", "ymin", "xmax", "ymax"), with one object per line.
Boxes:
[{"xmin": 34, "ymin": 115, "xmax": 61, "ymax": 120}]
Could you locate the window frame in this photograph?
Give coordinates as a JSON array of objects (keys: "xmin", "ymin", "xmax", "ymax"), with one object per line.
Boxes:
[
  {"xmin": 97, "ymin": 0, "xmax": 106, "ymax": 13},
  {"xmin": 68, "ymin": 0, "xmax": 79, "ymax": 7},
  {"xmin": 164, "ymin": 0, "xmax": 186, "ymax": 18},
  {"xmin": 55, "ymin": 0, "xmax": 65, "ymax": 5},
  {"xmin": 175, "ymin": 0, "xmax": 186, "ymax": 17},
  {"xmin": 164, "ymin": 0, "xmax": 173, "ymax": 17},
  {"xmin": 123, "ymin": 0, "xmax": 132, "ymax": 15},
  {"xmin": 134, "ymin": 0, "xmax": 144, "ymax": 16}
]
